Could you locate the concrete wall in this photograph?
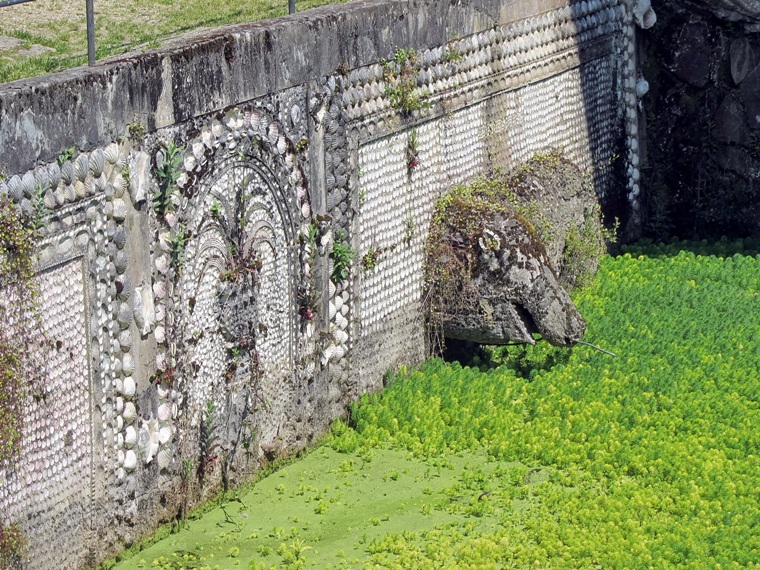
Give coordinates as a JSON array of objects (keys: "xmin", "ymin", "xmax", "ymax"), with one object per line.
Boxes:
[{"xmin": 0, "ymin": 0, "xmax": 643, "ymax": 567}]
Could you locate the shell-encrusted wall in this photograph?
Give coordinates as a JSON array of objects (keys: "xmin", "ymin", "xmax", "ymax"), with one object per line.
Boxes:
[{"xmin": 0, "ymin": 0, "xmax": 641, "ymax": 566}]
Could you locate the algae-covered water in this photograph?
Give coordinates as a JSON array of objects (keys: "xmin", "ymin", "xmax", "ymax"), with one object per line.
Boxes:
[{"xmin": 112, "ymin": 448, "xmax": 529, "ymax": 569}]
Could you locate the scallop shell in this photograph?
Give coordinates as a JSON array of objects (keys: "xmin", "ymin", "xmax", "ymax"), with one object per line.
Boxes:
[
  {"xmin": 64, "ymin": 184, "xmax": 78, "ymax": 203},
  {"xmin": 47, "ymin": 162, "xmax": 61, "ymax": 188},
  {"xmin": 122, "ymin": 379, "xmax": 136, "ymax": 402},
  {"xmin": 320, "ymin": 345, "xmax": 336, "ymax": 366},
  {"xmin": 157, "ymin": 447, "xmax": 172, "ymax": 469},
  {"xmin": 155, "ymin": 254, "xmax": 170, "ymax": 275},
  {"xmin": 301, "ymin": 202, "xmax": 311, "ymax": 219},
  {"xmin": 158, "ymin": 426, "xmax": 172, "ymax": 445},
  {"xmin": 74, "ymin": 155, "xmax": 89, "ymax": 181},
  {"xmin": 119, "ymin": 330, "xmax": 132, "ymax": 352},
  {"xmin": 332, "ymin": 345, "xmax": 346, "ymax": 360},
  {"xmin": 73, "ymin": 180, "xmax": 87, "ymax": 199},
  {"xmin": 21, "ymin": 172, "xmax": 36, "ymax": 199},
  {"xmin": 276, "ymin": 135, "xmax": 287, "ymax": 155},
  {"xmin": 124, "ymin": 426, "xmax": 137, "ymax": 449},
  {"xmin": 328, "ymin": 303, "xmax": 337, "ymax": 320},
  {"xmin": 335, "ymin": 329, "xmax": 349, "ymax": 344},
  {"xmin": 158, "ymin": 402, "xmax": 172, "ymax": 422},
  {"xmin": 43, "ymin": 190, "xmax": 57, "ymax": 210},
  {"xmin": 123, "ymin": 450, "xmax": 137, "ymax": 471},
  {"xmin": 122, "ymin": 354, "xmax": 135, "ymax": 377},
  {"xmin": 153, "ymin": 280, "xmax": 166, "ymax": 299},
  {"xmin": 89, "ymin": 149, "xmax": 105, "ymax": 177},
  {"xmin": 103, "ymin": 172, "xmax": 118, "ymax": 195},
  {"xmin": 154, "ymin": 325, "xmax": 166, "ymax": 344},
  {"xmin": 104, "ymin": 142, "xmax": 121, "ymax": 166},
  {"xmin": 60, "ymin": 161, "xmax": 74, "ymax": 185},
  {"xmin": 114, "ymin": 250, "xmax": 128, "ymax": 274},
  {"xmin": 113, "ymin": 226, "xmax": 127, "ymax": 250},
  {"xmin": 112, "ymin": 198, "xmax": 128, "ymax": 222}
]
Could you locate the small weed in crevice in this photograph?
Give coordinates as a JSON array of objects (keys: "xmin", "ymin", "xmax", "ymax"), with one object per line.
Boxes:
[
  {"xmin": 153, "ymin": 140, "xmax": 184, "ymax": 219},
  {"xmin": 330, "ymin": 230, "xmax": 355, "ymax": 283}
]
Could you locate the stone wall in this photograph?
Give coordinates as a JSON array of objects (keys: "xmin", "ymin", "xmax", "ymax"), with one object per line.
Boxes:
[{"xmin": 0, "ymin": 0, "xmax": 641, "ymax": 567}]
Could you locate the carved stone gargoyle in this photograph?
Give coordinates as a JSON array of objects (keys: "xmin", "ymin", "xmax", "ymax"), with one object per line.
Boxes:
[
  {"xmin": 440, "ymin": 214, "xmax": 586, "ymax": 346},
  {"xmin": 426, "ymin": 152, "xmax": 607, "ymax": 347}
]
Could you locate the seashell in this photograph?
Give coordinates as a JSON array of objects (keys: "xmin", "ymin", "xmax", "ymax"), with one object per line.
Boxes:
[
  {"xmin": 47, "ymin": 162, "xmax": 61, "ymax": 187},
  {"xmin": 328, "ymin": 303, "xmax": 337, "ymax": 320},
  {"xmin": 211, "ymin": 119, "xmax": 224, "ymax": 139},
  {"xmin": 89, "ymin": 149, "xmax": 105, "ymax": 177},
  {"xmin": 21, "ymin": 171, "xmax": 36, "ymax": 199},
  {"xmin": 117, "ymin": 450, "xmax": 125, "ymax": 465},
  {"xmin": 116, "ymin": 397, "xmax": 124, "ymax": 414},
  {"xmin": 153, "ymin": 280, "xmax": 166, "ymax": 299},
  {"xmin": 117, "ymin": 304, "xmax": 132, "ymax": 329},
  {"xmin": 74, "ymin": 154, "xmax": 89, "ymax": 182},
  {"xmin": 114, "ymin": 250, "xmax": 128, "ymax": 274},
  {"xmin": 111, "ymin": 173, "xmax": 126, "ymax": 196},
  {"xmin": 158, "ymin": 402, "xmax": 172, "ymax": 422},
  {"xmin": 335, "ymin": 329, "xmax": 348, "ymax": 344},
  {"xmin": 320, "ymin": 345, "xmax": 336, "ymax": 366},
  {"xmin": 155, "ymin": 254, "xmax": 170, "ymax": 275},
  {"xmin": 73, "ymin": 180, "xmax": 87, "ymax": 199},
  {"xmin": 113, "ymin": 226, "xmax": 127, "ymax": 250},
  {"xmin": 267, "ymin": 122, "xmax": 279, "ymax": 144},
  {"xmin": 157, "ymin": 447, "xmax": 172, "ymax": 469},
  {"xmin": 122, "ymin": 377, "xmax": 136, "ymax": 400},
  {"xmin": 158, "ymin": 426, "xmax": 172, "ymax": 445},
  {"xmin": 64, "ymin": 184, "xmax": 78, "ymax": 203},
  {"xmin": 154, "ymin": 325, "xmax": 166, "ymax": 344},
  {"xmin": 60, "ymin": 161, "xmax": 75, "ymax": 186},
  {"xmin": 334, "ymin": 295, "xmax": 344, "ymax": 311},
  {"xmin": 276, "ymin": 135, "xmax": 287, "ymax": 155},
  {"xmin": 336, "ymin": 314, "xmax": 349, "ymax": 330},
  {"xmin": 164, "ymin": 211, "xmax": 178, "ymax": 228},
  {"xmin": 157, "ymin": 384, "xmax": 170, "ymax": 399},
  {"xmin": 124, "ymin": 426, "xmax": 137, "ymax": 449},
  {"xmin": 328, "ymin": 280, "xmax": 337, "ymax": 297},
  {"xmin": 301, "ymin": 202, "xmax": 311, "ymax": 219},
  {"xmin": 116, "ymin": 415, "xmax": 124, "ymax": 431},
  {"xmin": 7, "ymin": 175, "xmax": 23, "ymax": 202},
  {"xmin": 112, "ymin": 198, "xmax": 128, "ymax": 222},
  {"xmin": 104, "ymin": 143, "xmax": 121, "ymax": 166},
  {"xmin": 123, "ymin": 449, "xmax": 137, "ymax": 471},
  {"xmin": 183, "ymin": 154, "xmax": 196, "ymax": 172},
  {"xmin": 332, "ymin": 345, "xmax": 346, "ymax": 360},
  {"xmin": 43, "ymin": 190, "xmax": 57, "ymax": 210},
  {"xmin": 119, "ymin": 330, "xmax": 132, "ymax": 352},
  {"xmin": 34, "ymin": 166, "xmax": 50, "ymax": 191},
  {"xmin": 122, "ymin": 354, "xmax": 135, "ymax": 377}
]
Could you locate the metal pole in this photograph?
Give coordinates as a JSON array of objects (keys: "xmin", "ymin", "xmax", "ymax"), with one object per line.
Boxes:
[
  {"xmin": 288, "ymin": 0, "xmax": 295, "ymax": 14},
  {"xmin": 86, "ymin": 0, "xmax": 96, "ymax": 66}
]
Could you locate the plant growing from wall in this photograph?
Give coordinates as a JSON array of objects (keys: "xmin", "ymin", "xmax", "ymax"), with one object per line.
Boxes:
[
  {"xmin": 153, "ymin": 140, "xmax": 184, "ymax": 219},
  {"xmin": 406, "ymin": 128, "xmax": 420, "ymax": 174},
  {"xmin": 361, "ymin": 244, "xmax": 380, "ymax": 271},
  {"xmin": 382, "ymin": 48, "xmax": 431, "ymax": 115},
  {"xmin": 56, "ymin": 145, "xmax": 77, "ymax": 166},
  {"xmin": 169, "ymin": 222, "xmax": 189, "ymax": 271},
  {"xmin": 330, "ymin": 230, "xmax": 354, "ymax": 282},
  {"xmin": 0, "ymin": 192, "xmax": 42, "ymax": 567}
]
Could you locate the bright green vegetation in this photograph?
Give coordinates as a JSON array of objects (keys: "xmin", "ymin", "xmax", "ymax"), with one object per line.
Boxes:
[
  {"xmin": 0, "ymin": 0, "xmax": 347, "ymax": 84},
  {"xmin": 111, "ymin": 239, "xmax": 760, "ymax": 569}
]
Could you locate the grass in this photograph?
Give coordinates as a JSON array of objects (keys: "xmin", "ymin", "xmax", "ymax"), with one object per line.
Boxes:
[
  {"xmin": 0, "ymin": 0, "xmax": 349, "ymax": 84},
  {"xmin": 107, "ymin": 239, "xmax": 760, "ymax": 569}
]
